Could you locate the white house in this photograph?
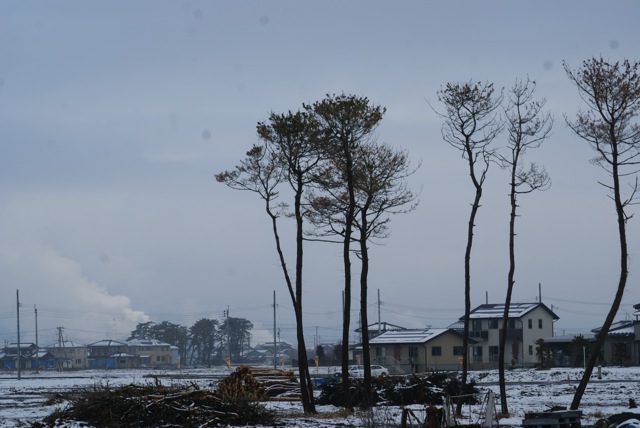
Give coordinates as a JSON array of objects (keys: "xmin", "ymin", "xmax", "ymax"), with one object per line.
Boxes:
[{"xmin": 454, "ymin": 302, "xmax": 559, "ymax": 368}]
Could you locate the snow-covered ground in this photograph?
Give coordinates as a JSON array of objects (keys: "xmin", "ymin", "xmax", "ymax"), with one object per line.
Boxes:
[{"xmin": 2, "ymin": 366, "xmax": 640, "ymax": 427}]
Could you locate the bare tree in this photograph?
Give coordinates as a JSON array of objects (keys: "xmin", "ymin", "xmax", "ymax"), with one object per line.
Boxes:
[
  {"xmin": 497, "ymin": 78, "xmax": 552, "ymax": 414},
  {"xmin": 216, "ymin": 110, "xmax": 321, "ymax": 413},
  {"xmin": 306, "ymin": 94, "xmax": 385, "ymax": 407},
  {"xmin": 435, "ymin": 81, "xmax": 502, "ymax": 411},
  {"xmin": 309, "ymin": 141, "xmax": 419, "ymax": 408},
  {"xmin": 564, "ymin": 57, "xmax": 640, "ymax": 410}
]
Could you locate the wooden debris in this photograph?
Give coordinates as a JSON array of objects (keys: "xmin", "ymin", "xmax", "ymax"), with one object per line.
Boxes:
[{"xmin": 36, "ymin": 376, "xmax": 276, "ymax": 427}]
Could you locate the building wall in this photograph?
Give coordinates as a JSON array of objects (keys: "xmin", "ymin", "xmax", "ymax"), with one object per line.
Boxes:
[
  {"xmin": 467, "ymin": 307, "xmax": 555, "ymax": 368},
  {"xmin": 521, "ymin": 306, "xmax": 555, "ymax": 365},
  {"xmin": 48, "ymin": 347, "xmax": 88, "ymax": 370},
  {"xmin": 129, "ymin": 345, "xmax": 173, "ymax": 367},
  {"xmin": 370, "ymin": 332, "xmax": 465, "ymax": 373}
]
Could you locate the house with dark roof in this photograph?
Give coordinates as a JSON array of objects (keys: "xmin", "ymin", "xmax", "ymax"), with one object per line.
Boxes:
[
  {"xmin": 355, "ymin": 322, "xmax": 407, "ymax": 340},
  {"xmin": 453, "ymin": 302, "xmax": 559, "ymax": 368},
  {"xmin": 87, "ymin": 339, "xmax": 139, "ymax": 369},
  {"xmin": 591, "ymin": 320, "xmax": 637, "ymax": 366},
  {"xmin": 1, "ymin": 343, "xmax": 38, "ymax": 370},
  {"xmin": 368, "ymin": 328, "xmax": 469, "ymax": 373}
]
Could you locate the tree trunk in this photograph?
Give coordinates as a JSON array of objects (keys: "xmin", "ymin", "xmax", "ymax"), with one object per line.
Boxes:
[
  {"xmin": 267, "ymin": 199, "xmax": 315, "ymax": 413},
  {"xmin": 341, "ymin": 142, "xmax": 356, "ymax": 408},
  {"xmin": 458, "ymin": 183, "xmax": 482, "ymax": 415},
  {"xmin": 360, "ymin": 210, "xmax": 372, "ymax": 409},
  {"xmin": 295, "ymin": 177, "xmax": 316, "ymax": 413},
  {"xmin": 499, "ymin": 168, "xmax": 518, "ymax": 414},
  {"xmin": 571, "ymin": 151, "xmax": 628, "ymax": 410}
]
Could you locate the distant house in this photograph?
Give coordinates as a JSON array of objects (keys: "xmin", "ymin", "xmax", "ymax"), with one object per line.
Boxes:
[
  {"xmin": 30, "ymin": 350, "xmax": 55, "ymax": 370},
  {"xmin": 126, "ymin": 339, "xmax": 174, "ymax": 368},
  {"xmin": 453, "ymin": 302, "xmax": 559, "ymax": 368},
  {"xmin": 254, "ymin": 341, "xmax": 295, "ymax": 367},
  {"xmin": 592, "ymin": 320, "xmax": 637, "ymax": 366},
  {"xmin": 87, "ymin": 339, "xmax": 138, "ymax": 369},
  {"xmin": 369, "ymin": 328, "xmax": 469, "ymax": 374},
  {"xmin": 541, "ymin": 333, "xmax": 594, "ymax": 367},
  {"xmin": 46, "ymin": 340, "xmax": 88, "ymax": 370},
  {"xmin": 1, "ymin": 343, "xmax": 38, "ymax": 370}
]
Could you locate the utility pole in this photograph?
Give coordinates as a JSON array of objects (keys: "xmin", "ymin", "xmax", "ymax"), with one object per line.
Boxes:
[
  {"xmin": 377, "ymin": 289, "xmax": 381, "ymax": 335},
  {"xmin": 539, "ymin": 283, "xmax": 542, "ymax": 303},
  {"xmin": 57, "ymin": 326, "xmax": 64, "ymax": 347},
  {"xmin": 57, "ymin": 327, "xmax": 65, "ymax": 371},
  {"xmin": 34, "ymin": 305, "xmax": 39, "ymax": 374},
  {"xmin": 16, "ymin": 290, "xmax": 21, "ymax": 380},
  {"xmin": 226, "ymin": 306, "xmax": 230, "ymax": 361},
  {"xmin": 273, "ymin": 291, "xmax": 277, "ymax": 369}
]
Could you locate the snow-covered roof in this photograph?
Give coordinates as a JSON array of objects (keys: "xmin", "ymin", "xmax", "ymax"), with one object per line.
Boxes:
[
  {"xmin": 87, "ymin": 339, "xmax": 128, "ymax": 347},
  {"xmin": 126, "ymin": 339, "xmax": 171, "ymax": 347},
  {"xmin": 592, "ymin": 320, "xmax": 635, "ymax": 335},
  {"xmin": 355, "ymin": 321, "xmax": 406, "ymax": 333},
  {"xmin": 46, "ymin": 340, "xmax": 85, "ymax": 348},
  {"xmin": 542, "ymin": 333, "xmax": 595, "ymax": 343},
  {"xmin": 464, "ymin": 303, "xmax": 559, "ymax": 320},
  {"xmin": 110, "ymin": 353, "xmax": 137, "ymax": 358},
  {"xmin": 369, "ymin": 328, "xmax": 452, "ymax": 345},
  {"xmin": 608, "ymin": 326, "xmax": 635, "ymax": 336},
  {"xmin": 6, "ymin": 342, "xmax": 37, "ymax": 349}
]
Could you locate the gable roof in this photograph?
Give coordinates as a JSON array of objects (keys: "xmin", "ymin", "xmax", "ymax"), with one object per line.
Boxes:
[
  {"xmin": 462, "ymin": 303, "xmax": 559, "ymax": 321},
  {"xmin": 592, "ymin": 320, "xmax": 635, "ymax": 336},
  {"xmin": 47, "ymin": 340, "xmax": 86, "ymax": 348},
  {"xmin": 87, "ymin": 339, "xmax": 128, "ymax": 347},
  {"xmin": 126, "ymin": 339, "xmax": 171, "ymax": 347},
  {"xmin": 355, "ymin": 321, "xmax": 407, "ymax": 333},
  {"xmin": 369, "ymin": 328, "xmax": 464, "ymax": 345}
]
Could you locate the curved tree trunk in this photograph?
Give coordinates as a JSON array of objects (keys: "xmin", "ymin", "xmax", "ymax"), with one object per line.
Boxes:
[
  {"xmin": 458, "ymin": 183, "xmax": 482, "ymax": 415},
  {"xmin": 571, "ymin": 154, "xmax": 627, "ymax": 410},
  {"xmin": 268, "ymin": 201, "xmax": 315, "ymax": 413}
]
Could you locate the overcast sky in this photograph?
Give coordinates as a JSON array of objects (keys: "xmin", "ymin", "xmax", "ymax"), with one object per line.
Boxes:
[{"xmin": 2, "ymin": 1, "xmax": 640, "ymax": 348}]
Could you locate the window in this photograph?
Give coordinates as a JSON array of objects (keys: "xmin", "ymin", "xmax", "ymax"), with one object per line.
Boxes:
[
  {"xmin": 409, "ymin": 347, "xmax": 418, "ymax": 361},
  {"xmin": 431, "ymin": 346, "xmax": 442, "ymax": 356},
  {"xmin": 472, "ymin": 320, "xmax": 483, "ymax": 331},
  {"xmin": 528, "ymin": 319, "xmax": 533, "ymax": 329},
  {"xmin": 529, "ymin": 345, "xmax": 534, "ymax": 355},
  {"xmin": 489, "ymin": 319, "xmax": 499, "ymax": 329},
  {"xmin": 453, "ymin": 346, "xmax": 464, "ymax": 356},
  {"xmin": 489, "ymin": 346, "xmax": 499, "ymax": 362},
  {"xmin": 508, "ymin": 319, "xmax": 516, "ymax": 329},
  {"xmin": 472, "ymin": 346, "xmax": 483, "ymax": 362},
  {"xmin": 538, "ymin": 319, "xmax": 543, "ymax": 329}
]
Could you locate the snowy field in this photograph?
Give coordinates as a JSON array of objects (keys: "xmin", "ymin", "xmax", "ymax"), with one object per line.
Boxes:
[{"xmin": 2, "ymin": 366, "xmax": 640, "ymax": 427}]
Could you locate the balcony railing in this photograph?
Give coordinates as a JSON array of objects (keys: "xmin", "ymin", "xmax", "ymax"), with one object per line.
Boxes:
[{"xmin": 470, "ymin": 330, "xmax": 489, "ymax": 340}]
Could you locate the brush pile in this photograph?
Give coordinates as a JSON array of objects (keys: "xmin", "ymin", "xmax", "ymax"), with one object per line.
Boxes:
[
  {"xmin": 36, "ymin": 366, "xmax": 291, "ymax": 427},
  {"xmin": 316, "ymin": 372, "xmax": 478, "ymax": 407}
]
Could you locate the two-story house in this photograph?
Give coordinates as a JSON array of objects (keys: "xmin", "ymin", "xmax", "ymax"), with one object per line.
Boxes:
[
  {"xmin": 456, "ymin": 302, "xmax": 558, "ymax": 368},
  {"xmin": 46, "ymin": 340, "xmax": 88, "ymax": 370},
  {"xmin": 368, "ymin": 328, "xmax": 470, "ymax": 373},
  {"xmin": 87, "ymin": 339, "xmax": 138, "ymax": 369},
  {"xmin": 126, "ymin": 338, "xmax": 174, "ymax": 368}
]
